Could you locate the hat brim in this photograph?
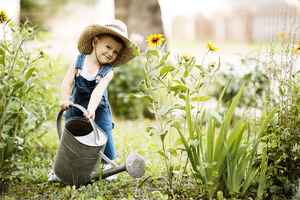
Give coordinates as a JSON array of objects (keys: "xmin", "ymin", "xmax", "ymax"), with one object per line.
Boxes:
[{"xmin": 77, "ymin": 25, "xmax": 137, "ymax": 66}]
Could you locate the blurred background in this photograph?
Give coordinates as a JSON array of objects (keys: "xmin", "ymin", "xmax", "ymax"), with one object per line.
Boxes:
[{"xmin": 1, "ymin": 0, "xmax": 300, "ymax": 60}]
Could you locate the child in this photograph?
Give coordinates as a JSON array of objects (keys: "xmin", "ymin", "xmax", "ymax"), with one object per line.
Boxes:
[{"xmin": 54, "ymin": 20, "xmax": 137, "ymax": 180}]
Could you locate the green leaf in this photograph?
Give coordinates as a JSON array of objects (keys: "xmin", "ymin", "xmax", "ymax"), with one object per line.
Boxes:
[
  {"xmin": 130, "ymin": 93, "xmax": 153, "ymax": 103},
  {"xmin": 222, "ymin": 84, "xmax": 245, "ymax": 133},
  {"xmin": 146, "ymin": 126, "xmax": 158, "ymax": 136},
  {"xmin": 227, "ymin": 121, "xmax": 246, "ymax": 155},
  {"xmin": 191, "ymin": 96, "xmax": 211, "ymax": 102},
  {"xmin": 173, "ymin": 122, "xmax": 198, "ymax": 172},
  {"xmin": 158, "ymin": 150, "xmax": 168, "ymax": 159},
  {"xmin": 0, "ymin": 55, "xmax": 4, "ymax": 65},
  {"xmin": 159, "ymin": 52, "xmax": 170, "ymax": 65},
  {"xmin": 175, "ymin": 138, "xmax": 183, "ymax": 145},
  {"xmin": 132, "ymin": 45, "xmax": 140, "ymax": 56},
  {"xmin": 168, "ymin": 148, "xmax": 178, "ymax": 156},
  {"xmin": 257, "ymin": 150, "xmax": 267, "ymax": 195},
  {"xmin": 207, "ymin": 118, "xmax": 215, "ymax": 163},
  {"xmin": 217, "ymin": 80, "xmax": 231, "ymax": 111},
  {"xmin": 183, "ymin": 69, "xmax": 189, "ymax": 77},
  {"xmin": 24, "ymin": 67, "xmax": 36, "ymax": 81},
  {"xmin": 159, "ymin": 65, "xmax": 175, "ymax": 76},
  {"xmin": 170, "ymin": 84, "xmax": 188, "ymax": 94},
  {"xmin": 12, "ymin": 80, "xmax": 25, "ymax": 92},
  {"xmin": 146, "ymin": 49, "xmax": 159, "ymax": 58},
  {"xmin": 185, "ymin": 91, "xmax": 194, "ymax": 139}
]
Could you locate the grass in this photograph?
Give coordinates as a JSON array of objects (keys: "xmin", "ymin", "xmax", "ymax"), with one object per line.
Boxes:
[
  {"xmin": 0, "ymin": 120, "xmax": 154, "ymax": 199},
  {"xmin": 2, "ymin": 118, "xmax": 176, "ymax": 200}
]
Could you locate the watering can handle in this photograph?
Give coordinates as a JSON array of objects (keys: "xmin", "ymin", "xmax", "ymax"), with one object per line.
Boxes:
[{"xmin": 56, "ymin": 103, "xmax": 99, "ymax": 140}]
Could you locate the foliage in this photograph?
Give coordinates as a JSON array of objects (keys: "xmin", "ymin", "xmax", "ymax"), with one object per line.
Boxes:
[
  {"xmin": 210, "ymin": 56, "xmax": 269, "ymax": 108},
  {"xmin": 172, "ymin": 85, "xmax": 273, "ymax": 199},
  {"xmin": 139, "ymin": 39, "xmax": 270, "ymax": 199},
  {"xmin": 139, "ymin": 44, "xmax": 209, "ymax": 197},
  {"xmin": 0, "ymin": 21, "xmax": 58, "ymax": 182},
  {"xmin": 109, "ymin": 57, "xmax": 154, "ymax": 119},
  {"xmin": 261, "ymin": 47, "xmax": 300, "ymax": 199}
]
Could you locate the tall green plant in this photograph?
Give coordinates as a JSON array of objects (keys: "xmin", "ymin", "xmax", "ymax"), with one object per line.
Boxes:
[
  {"xmin": 0, "ymin": 19, "xmax": 57, "ymax": 182},
  {"xmin": 174, "ymin": 85, "xmax": 273, "ymax": 198},
  {"xmin": 141, "ymin": 38, "xmax": 221, "ymax": 197},
  {"xmin": 259, "ymin": 33, "xmax": 300, "ymax": 199},
  {"xmin": 141, "ymin": 35, "xmax": 273, "ymax": 198},
  {"xmin": 136, "ymin": 40, "xmax": 213, "ymax": 196}
]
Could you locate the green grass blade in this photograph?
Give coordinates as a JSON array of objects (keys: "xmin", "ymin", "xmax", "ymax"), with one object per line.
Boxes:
[
  {"xmin": 217, "ymin": 80, "xmax": 231, "ymax": 111},
  {"xmin": 207, "ymin": 118, "xmax": 215, "ymax": 163},
  {"xmin": 185, "ymin": 90, "xmax": 194, "ymax": 138},
  {"xmin": 214, "ymin": 85, "xmax": 245, "ymax": 163},
  {"xmin": 174, "ymin": 124, "xmax": 197, "ymax": 172}
]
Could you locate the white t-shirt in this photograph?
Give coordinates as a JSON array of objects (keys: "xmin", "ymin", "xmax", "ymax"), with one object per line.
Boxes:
[{"xmin": 79, "ymin": 59, "xmax": 98, "ymax": 81}]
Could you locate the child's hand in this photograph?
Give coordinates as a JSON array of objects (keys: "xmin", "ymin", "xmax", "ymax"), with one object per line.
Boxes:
[
  {"xmin": 84, "ymin": 110, "xmax": 95, "ymax": 120},
  {"xmin": 60, "ymin": 99, "xmax": 71, "ymax": 110}
]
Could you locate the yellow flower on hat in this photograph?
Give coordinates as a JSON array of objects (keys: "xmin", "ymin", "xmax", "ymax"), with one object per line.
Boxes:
[
  {"xmin": 206, "ymin": 41, "xmax": 219, "ymax": 52},
  {"xmin": 0, "ymin": 9, "xmax": 8, "ymax": 24},
  {"xmin": 293, "ymin": 42, "xmax": 300, "ymax": 55},
  {"xmin": 146, "ymin": 34, "xmax": 165, "ymax": 48}
]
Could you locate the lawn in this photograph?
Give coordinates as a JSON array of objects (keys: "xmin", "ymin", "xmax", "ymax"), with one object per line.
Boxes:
[{"xmin": 3, "ymin": 118, "xmax": 199, "ymax": 200}]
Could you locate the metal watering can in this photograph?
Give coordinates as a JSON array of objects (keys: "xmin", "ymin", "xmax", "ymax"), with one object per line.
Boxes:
[{"xmin": 53, "ymin": 103, "xmax": 145, "ymax": 186}]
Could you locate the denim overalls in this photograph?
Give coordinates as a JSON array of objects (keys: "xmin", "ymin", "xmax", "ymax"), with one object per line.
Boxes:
[{"xmin": 64, "ymin": 54, "xmax": 116, "ymax": 160}]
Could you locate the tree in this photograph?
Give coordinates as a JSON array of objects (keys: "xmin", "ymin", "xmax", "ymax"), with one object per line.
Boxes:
[{"xmin": 115, "ymin": 0, "xmax": 164, "ymax": 48}]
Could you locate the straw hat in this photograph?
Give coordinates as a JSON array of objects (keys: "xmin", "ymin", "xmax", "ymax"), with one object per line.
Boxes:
[{"xmin": 77, "ymin": 19, "xmax": 137, "ymax": 66}]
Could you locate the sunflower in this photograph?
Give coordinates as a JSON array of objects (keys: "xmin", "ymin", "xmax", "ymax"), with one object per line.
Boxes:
[
  {"xmin": 206, "ymin": 41, "xmax": 219, "ymax": 52},
  {"xmin": 146, "ymin": 34, "xmax": 165, "ymax": 48},
  {"xmin": 0, "ymin": 9, "xmax": 8, "ymax": 24},
  {"xmin": 293, "ymin": 42, "xmax": 300, "ymax": 55}
]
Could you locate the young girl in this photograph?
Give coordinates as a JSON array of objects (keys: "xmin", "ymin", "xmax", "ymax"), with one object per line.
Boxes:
[{"xmin": 60, "ymin": 20, "xmax": 136, "ymax": 166}]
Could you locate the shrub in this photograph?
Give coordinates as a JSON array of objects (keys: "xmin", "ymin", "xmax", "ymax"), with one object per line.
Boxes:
[
  {"xmin": 259, "ymin": 35, "xmax": 300, "ymax": 199},
  {"xmin": 109, "ymin": 56, "xmax": 154, "ymax": 119},
  {"xmin": 0, "ymin": 20, "xmax": 57, "ymax": 183},
  {"xmin": 262, "ymin": 73, "xmax": 300, "ymax": 198}
]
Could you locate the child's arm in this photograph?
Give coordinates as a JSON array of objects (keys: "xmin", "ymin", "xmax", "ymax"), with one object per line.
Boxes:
[
  {"xmin": 86, "ymin": 70, "xmax": 114, "ymax": 119},
  {"xmin": 60, "ymin": 65, "xmax": 76, "ymax": 110}
]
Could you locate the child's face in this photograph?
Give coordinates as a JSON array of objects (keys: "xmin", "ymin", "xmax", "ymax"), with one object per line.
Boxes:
[{"xmin": 93, "ymin": 35, "xmax": 123, "ymax": 65}]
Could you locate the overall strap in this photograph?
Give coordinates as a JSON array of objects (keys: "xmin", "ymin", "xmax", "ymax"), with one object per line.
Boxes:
[
  {"xmin": 75, "ymin": 54, "xmax": 86, "ymax": 69},
  {"xmin": 95, "ymin": 64, "xmax": 113, "ymax": 83},
  {"xmin": 74, "ymin": 54, "xmax": 86, "ymax": 76},
  {"xmin": 96, "ymin": 64, "xmax": 113, "ymax": 78}
]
